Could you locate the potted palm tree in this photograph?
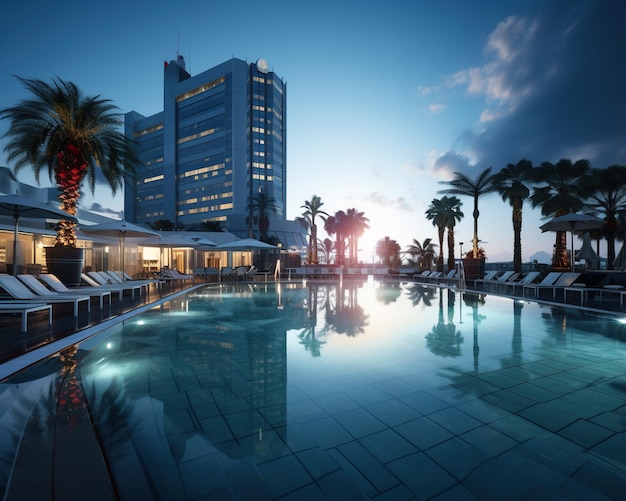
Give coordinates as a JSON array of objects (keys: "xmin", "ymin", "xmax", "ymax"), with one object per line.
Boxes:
[
  {"xmin": 0, "ymin": 77, "xmax": 136, "ymax": 285},
  {"xmin": 462, "ymin": 247, "xmax": 487, "ymax": 280}
]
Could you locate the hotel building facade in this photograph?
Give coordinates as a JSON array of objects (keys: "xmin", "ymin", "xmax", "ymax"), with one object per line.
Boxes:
[{"xmin": 124, "ymin": 56, "xmax": 306, "ymax": 249}]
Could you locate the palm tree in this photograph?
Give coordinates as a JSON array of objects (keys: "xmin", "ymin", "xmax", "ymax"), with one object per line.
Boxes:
[
  {"xmin": 375, "ymin": 236, "xmax": 401, "ymax": 267},
  {"xmin": 442, "ymin": 196, "xmax": 464, "ymax": 272},
  {"xmin": 581, "ymin": 165, "xmax": 626, "ymax": 268},
  {"xmin": 301, "ymin": 195, "xmax": 329, "ymax": 264},
  {"xmin": 426, "ymin": 198, "xmax": 448, "ymax": 272},
  {"xmin": 324, "ymin": 211, "xmax": 345, "ymax": 265},
  {"xmin": 247, "ymin": 191, "xmax": 278, "ymax": 242},
  {"xmin": 438, "ymin": 167, "xmax": 497, "ymax": 258},
  {"xmin": 0, "ymin": 76, "xmax": 136, "ymax": 247},
  {"xmin": 492, "ymin": 159, "xmax": 533, "ymax": 272},
  {"xmin": 343, "ymin": 208, "xmax": 370, "ymax": 266},
  {"xmin": 529, "ymin": 158, "xmax": 591, "ymax": 270},
  {"xmin": 405, "ymin": 238, "xmax": 437, "ymax": 271},
  {"xmin": 426, "ymin": 196, "xmax": 462, "ymax": 272}
]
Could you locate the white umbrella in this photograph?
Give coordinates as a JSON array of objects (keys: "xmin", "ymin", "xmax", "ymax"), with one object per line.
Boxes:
[
  {"xmin": 0, "ymin": 193, "xmax": 78, "ymax": 275},
  {"xmin": 215, "ymin": 238, "xmax": 278, "ymax": 251},
  {"xmin": 540, "ymin": 213, "xmax": 604, "ymax": 271},
  {"xmin": 81, "ymin": 219, "xmax": 160, "ymax": 279}
]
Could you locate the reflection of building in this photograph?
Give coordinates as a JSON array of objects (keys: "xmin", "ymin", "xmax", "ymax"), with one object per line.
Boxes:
[
  {"xmin": 124, "ymin": 56, "xmax": 306, "ymax": 248},
  {"xmin": 79, "ymin": 285, "xmax": 309, "ymax": 492}
]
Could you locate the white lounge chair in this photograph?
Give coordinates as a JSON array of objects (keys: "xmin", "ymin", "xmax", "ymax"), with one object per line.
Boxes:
[
  {"xmin": 505, "ymin": 271, "xmax": 541, "ymax": 296},
  {"xmin": 522, "ymin": 272, "xmax": 563, "ymax": 298},
  {"xmin": 38, "ymin": 273, "xmax": 112, "ymax": 309},
  {"xmin": 0, "ymin": 274, "xmax": 90, "ymax": 317},
  {"xmin": 84, "ymin": 272, "xmax": 143, "ymax": 299}
]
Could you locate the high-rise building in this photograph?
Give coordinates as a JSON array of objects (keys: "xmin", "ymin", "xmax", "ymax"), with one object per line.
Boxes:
[{"xmin": 124, "ymin": 56, "xmax": 305, "ymax": 248}]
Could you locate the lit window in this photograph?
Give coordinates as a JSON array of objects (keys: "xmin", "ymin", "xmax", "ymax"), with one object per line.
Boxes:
[{"xmin": 176, "ymin": 77, "xmax": 225, "ymax": 102}]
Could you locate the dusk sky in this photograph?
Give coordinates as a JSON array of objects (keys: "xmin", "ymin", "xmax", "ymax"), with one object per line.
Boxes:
[{"xmin": 1, "ymin": 0, "xmax": 624, "ymax": 262}]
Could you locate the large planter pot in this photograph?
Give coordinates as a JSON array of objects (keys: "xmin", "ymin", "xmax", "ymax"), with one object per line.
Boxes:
[
  {"xmin": 462, "ymin": 258, "xmax": 486, "ymax": 280},
  {"xmin": 45, "ymin": 247, "xmax": 84, "ymax": 287}
]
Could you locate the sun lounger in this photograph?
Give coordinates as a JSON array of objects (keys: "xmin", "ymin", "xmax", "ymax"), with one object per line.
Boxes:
[
  {"xmin": 0, "ymin": 274, "xmax": 90, "ymax": 317},
  {"xmin": 505, "ymin": 271, "xmax": 541, "ymax": 296},
  {"xmin": 484, "ymin": 271, "xmax": 520, "ymax": 293},
  {"xmin": 522, "ymin": 272, "xmax": 564, "ymax": 298},
  {"xmin": 0, "ymin": 301, "xmax": 52, "ymax": 332},
  {"xmin": 85, "ymin": 272, "xmax": 143, "ymax": 299},
  {"xmin": 473, "ymin": 271, "xmax": 499, "ymax": 290},
  {"xmin": 535, "ymin": 272, "xmax": 582, "ymax": 301},
  {"xmin": 38, "ymin": 273, "xmax": 112, "ymax": 309}
]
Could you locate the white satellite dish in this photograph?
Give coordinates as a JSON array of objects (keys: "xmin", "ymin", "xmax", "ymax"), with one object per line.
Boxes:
[{"xmin": 256, "ymin": 58, "xmax": 269, "ymax": 74}]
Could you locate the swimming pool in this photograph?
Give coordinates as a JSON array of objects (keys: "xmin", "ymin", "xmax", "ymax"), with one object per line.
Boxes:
[{"xmin": 1, "ymin": 280, "xmax": 625, "ymax": 499}]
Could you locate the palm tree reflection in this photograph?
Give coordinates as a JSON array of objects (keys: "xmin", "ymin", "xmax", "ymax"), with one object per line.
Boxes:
[
  {"xmin": 298, "ymin": 284, "xmax": 327, "ymax": 356},
  {"xmin": 425, "ymin": 289, "xmax": 463, "ymax": 357},
  {"xmin": 375, "ymin": 281, "xmax": 402, "ymax": 304},
  {"xmin": 325, "ymin": 282, "xmax": 369, "ymax": 337},
  {"xmin": 405, "ymin": 283, "xmax": 435, "ymax": 308}
]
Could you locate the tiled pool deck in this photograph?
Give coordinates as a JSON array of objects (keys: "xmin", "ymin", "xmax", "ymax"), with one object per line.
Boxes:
[{"xmin": 0, "ymin": 280, "xmax": 625, "ymax": 500}]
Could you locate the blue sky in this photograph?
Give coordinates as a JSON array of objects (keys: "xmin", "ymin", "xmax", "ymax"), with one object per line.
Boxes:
[{"xmin": 1, "ymin": 0, "xmax": 624, "ymax": 262}]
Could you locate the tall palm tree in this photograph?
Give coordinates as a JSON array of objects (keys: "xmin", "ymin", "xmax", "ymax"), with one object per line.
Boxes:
[
  {"xmin": 438, "ymin": 167, "xmax": 497, "ymax": 258},
  {"xmin": 301, "ymin": 195, "xmax": 329, "ymax": 264},
  {"xmin": 529, "ymin": 158, "xmax": 591, "ymax": 270},
  {"xmin": 247, "ymin": 191, "xmax": 278, "ymax": 242},
  {"xmin": 492, "ymin": 159, "xmax": 533, "ymax": 272},
  {"xmin": 343, "ymin": 208, "xmax": 370, "ymax": 266},
  {"xmin": 580, "ymin": 165, "xmax": 626, "ymax": 268},
  {"xmin": 442, "ymin": 196, "xmax": 464, "ymax": 272},
  {"xmin": 375, "ymin": 236, "xmax": 401, "ymax": 267},
  {"xmin": 426, "ymin": 198, "xmax": 448, "ymax": 272},
  {"xmin": 405, "ymin": 238, "xmax": 437, "ymax": 271},
  {"xmin": 0, "ymin": 76, "xmax": 136, "ymax": 247},
  {"xmin": 324, "ymin": 211, "xmax": 345, "ymax": 265}
]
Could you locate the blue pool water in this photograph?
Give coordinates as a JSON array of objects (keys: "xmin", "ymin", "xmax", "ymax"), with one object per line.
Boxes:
[{"xmin": 1, "ymin": 280, "xmax": 625, "ymax": 499}]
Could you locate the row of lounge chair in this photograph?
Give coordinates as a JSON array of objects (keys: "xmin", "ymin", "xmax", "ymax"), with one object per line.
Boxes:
[
  {"xmin": 0, "ymin": 271, "xmax": 161, "ymax": 332},
  {"xmin": 414, "ymin": 268, "xmax": 626, "ymax": 307}
]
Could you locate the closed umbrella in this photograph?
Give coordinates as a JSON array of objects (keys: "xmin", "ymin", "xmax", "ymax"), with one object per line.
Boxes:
[
  {"xmin": 540, "ymin": 213, "xmax": 604, "ymax": 271},
  {"xmin": 0, "ymin": 193, "xmax": 78, "ymax": 275},
  {"xmin": 81, "ymin": 219, "xmax": 159, "ymax": 279}
]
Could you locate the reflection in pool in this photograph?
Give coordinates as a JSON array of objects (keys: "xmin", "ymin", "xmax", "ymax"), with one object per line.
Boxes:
[{"xmin": 1, "ymin": 280, "xmax": 625, "ymax": 499}]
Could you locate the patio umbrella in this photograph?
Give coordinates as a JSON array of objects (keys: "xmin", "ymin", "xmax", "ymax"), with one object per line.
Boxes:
[
  {"xmin": 540, "ymin": 213, "xmax": 604, "ymax": 271},
  {"xmin": 215, "ymin": 238, "xmax": 278, "ymax": 251},
  {"xmin": 81, "ymin": 219, "xmax": 159, "ymax": 279},
  {"xmin": 0, "ymin": 193, "xmax": 78, "ymax": 275}
]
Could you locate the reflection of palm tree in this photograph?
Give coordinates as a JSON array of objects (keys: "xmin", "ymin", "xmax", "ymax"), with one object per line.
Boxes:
[
  {"xmin": 405, "ymin": 283, "xmax": 435, "ymax": 308},
  {"xmin": 425, "ymin": 290, "xmax": 463, "ymax": 357},
  {"xmin": 298, "ymin": 284, "xmax": 327, "ymax": 356},
  {"xmin": 325, "ymin": 283, "xmax": 369, "ymax": 337},
  {"xmin": 375, "ymin": 282, "xmax": 402, "ymax": 304}
]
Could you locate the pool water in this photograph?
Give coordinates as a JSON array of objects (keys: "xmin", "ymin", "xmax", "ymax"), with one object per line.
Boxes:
[{"xmin": 1, "ymin": 280, "xmax": 625, "ymax": 499}]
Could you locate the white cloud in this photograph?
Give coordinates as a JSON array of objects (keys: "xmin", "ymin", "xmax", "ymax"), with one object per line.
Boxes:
[{"xmin": 429, "ymin": 103, "xmax": 445, "ymax": 114}]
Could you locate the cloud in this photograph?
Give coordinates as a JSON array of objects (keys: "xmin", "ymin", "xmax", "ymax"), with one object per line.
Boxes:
[
  {"xmin": 446, "ymin": 0, "xmax": 626, "ymax": 170},
  {"xmin": 433, "ymin": 151, "xmax": 472, "ymax": 178},
  {"xmin": 365, "ymin": 193, "xmax": 412, "ymax": 212},
  {"xmin": 429, "ymin": 103, "xmax": 445, "ymax": 115}
]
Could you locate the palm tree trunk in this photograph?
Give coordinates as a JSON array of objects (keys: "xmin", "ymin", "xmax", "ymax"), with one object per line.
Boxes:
[{"xmin": 512, "ymin": 204, "xmax": 522, "ymax": 273}]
